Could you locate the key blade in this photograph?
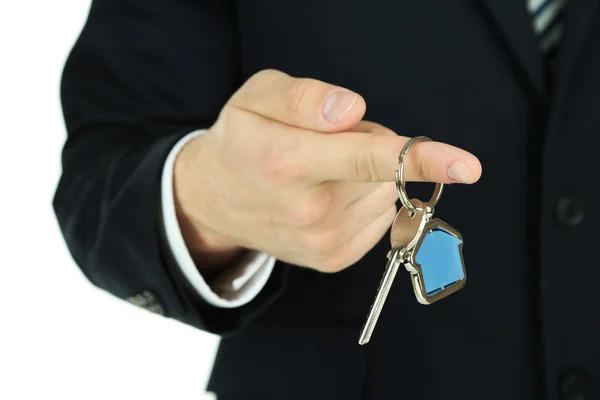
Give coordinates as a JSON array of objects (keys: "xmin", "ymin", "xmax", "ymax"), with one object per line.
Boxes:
[{"xmin": 358, "ymin": 249, "xmax": 402, "ymax": 345}]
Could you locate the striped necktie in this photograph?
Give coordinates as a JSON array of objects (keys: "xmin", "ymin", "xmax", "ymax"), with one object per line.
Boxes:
[{"xmin": 527, "ymin": 0, "xmax": 568, "ymax": 67}]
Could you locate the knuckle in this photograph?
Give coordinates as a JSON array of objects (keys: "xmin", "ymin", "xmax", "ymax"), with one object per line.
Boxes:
[
  {"xmin": 354, "ymin": 146, "xmax": 382, "ymax": 182},
  {"xmin": 249, "ymin": 68, "xmax": 283, "ymax": 84},
  {"xmin": 261, "ymin": 136, "xmax": 315, "ymax": 184},
  {"xmin": 290, "ymin": 195, "xmax": 332, "ymax": 228},
  {"xmin": 287, "ymin": 78, "xmax": 312, "ymax": 115},
  {"xmin": 415, "ymin": 153, "xmax": 432, "ymax": 181},
  {"xmin": 261, "ymin": 145, "xmax": 299, "ymax": 184},
  {"xmin": 236, "ymin": 69, "xmax": 286, "ymax": 102}
]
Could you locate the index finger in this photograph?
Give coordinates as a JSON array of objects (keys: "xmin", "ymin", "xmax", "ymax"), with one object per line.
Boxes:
[{"xmin": 294, "ymin": 131, "xmax": 482, "ymax": 184}]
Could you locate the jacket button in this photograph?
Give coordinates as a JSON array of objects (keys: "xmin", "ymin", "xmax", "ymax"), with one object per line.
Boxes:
[
  {"xmin": 560, "ymin": 371, "xmax": 590, "ymax": 400},
  {"xmin": 555, "ymin": 196, "xmax": 584, "ymax": 227}
]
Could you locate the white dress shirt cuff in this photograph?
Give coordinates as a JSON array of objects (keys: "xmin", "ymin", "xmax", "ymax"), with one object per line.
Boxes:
[{"xmin": 160, "ymin": 129, "xmax": 275, "ymax": 308}]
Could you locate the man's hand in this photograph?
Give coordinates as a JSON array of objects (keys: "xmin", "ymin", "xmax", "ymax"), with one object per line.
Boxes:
[{"xmin": 173, "ymin": 69, "xmax": 482, "ymax": 273}]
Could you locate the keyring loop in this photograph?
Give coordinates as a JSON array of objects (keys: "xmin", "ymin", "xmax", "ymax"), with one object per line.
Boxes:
[{"xmin": 396, "ymin": 136, "xmax": 443, "ymax": 218}]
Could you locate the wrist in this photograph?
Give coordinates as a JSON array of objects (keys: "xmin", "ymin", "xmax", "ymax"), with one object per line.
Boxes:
[{"xmin": 173, "ymin": 133, "xmax": 242, "ymax": 273}]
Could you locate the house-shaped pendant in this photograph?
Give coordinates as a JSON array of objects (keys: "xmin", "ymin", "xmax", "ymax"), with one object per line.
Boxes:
[{"xmin": 402, "ymin": 217, "xmax": 467, "ymax": 305}]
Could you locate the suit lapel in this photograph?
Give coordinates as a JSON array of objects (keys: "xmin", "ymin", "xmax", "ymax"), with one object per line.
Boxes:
[
  {"xmin": 552, "ymin": 0, "xmax": 600, "ymax": 97},
  {"xmin": 479, "ymin": 0, "xmax": 546, "ymax": 98},
  {"xmin": 542, "ymin": 0, "xmax": 599, "ymax": 156}
]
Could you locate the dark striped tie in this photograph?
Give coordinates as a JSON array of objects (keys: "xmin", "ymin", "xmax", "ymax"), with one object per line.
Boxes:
[{"xmin": 527, "ymin": 0, "xmax": 568, "ymax": 68}]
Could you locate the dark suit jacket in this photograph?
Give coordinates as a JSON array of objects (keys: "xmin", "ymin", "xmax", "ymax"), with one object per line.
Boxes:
[{"xmin": 53, "ymin": 1, "xmax": 600, "ymax": 399}]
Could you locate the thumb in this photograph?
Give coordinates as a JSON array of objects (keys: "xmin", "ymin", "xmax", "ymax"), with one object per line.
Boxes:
[{"xmin": 229, "ymin": 69, "xmax": 366, "ymax": 132}]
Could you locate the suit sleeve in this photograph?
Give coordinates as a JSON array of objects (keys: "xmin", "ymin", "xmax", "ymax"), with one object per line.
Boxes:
[{"xmin": 53, "ymin": 0, "xmax": 289, "ymax": 335}]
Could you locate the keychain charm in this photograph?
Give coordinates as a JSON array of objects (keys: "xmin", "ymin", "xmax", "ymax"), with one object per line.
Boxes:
[{"xmin": 358, "ymin": 136, "xmax": 467, "ymax": 345}]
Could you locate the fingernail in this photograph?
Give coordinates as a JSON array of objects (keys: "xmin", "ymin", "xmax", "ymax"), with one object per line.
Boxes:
[
  {"xmin": 323, "ymin": 91, "xmax": 357, "ymax": 123},
  {"xmin": 447, "ymin": 162, "xmax": 473, "ymax": 184}
]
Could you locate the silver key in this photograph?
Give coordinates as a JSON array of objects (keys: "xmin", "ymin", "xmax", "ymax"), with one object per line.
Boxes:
[
  {"xmin": 358, "ymin": 200, "xmax": 425, "ymax": 345},
  {"xmin": 358, "ymin": 247, "xmax": 402, "ymax": 345}
]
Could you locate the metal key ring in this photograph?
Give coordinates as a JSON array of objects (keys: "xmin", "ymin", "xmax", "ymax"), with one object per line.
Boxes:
[{"xmin": 396, "ymin": 136, "xmax": 443, "ymax": 219}]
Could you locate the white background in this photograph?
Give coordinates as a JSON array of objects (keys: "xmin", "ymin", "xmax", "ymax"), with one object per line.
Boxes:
[{"xmin": 0, "ymin": 1, "xmax": 219, "ymax": 399}]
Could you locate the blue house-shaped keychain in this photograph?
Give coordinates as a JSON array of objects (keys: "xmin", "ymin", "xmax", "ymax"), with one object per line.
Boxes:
[{"xmin": 405, "ymin": 219, "xmax": 466, "ymax": 305}]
